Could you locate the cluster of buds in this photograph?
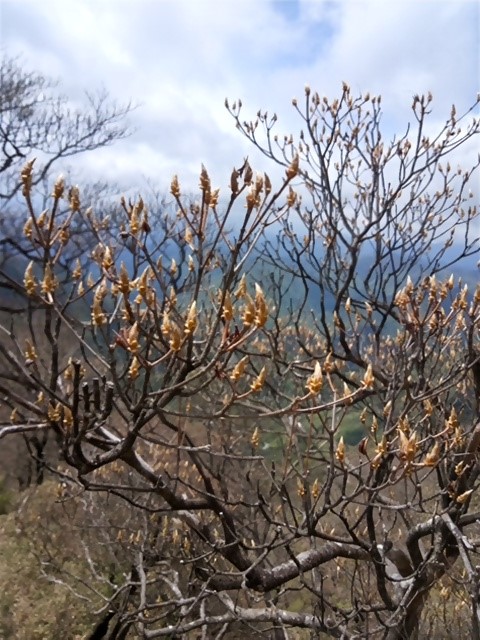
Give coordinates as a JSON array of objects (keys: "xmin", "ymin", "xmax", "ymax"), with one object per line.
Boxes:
[
  {"xmin": 239, "ymin": 283, "xmax": 268, "ymax": 329},
  {"xmin": 246, "ymin": 172, "xmax": 271, "ymax": 209},
  {"xmin": 120, "ymin": 196, "xmax": 150, "ymax": 237}
]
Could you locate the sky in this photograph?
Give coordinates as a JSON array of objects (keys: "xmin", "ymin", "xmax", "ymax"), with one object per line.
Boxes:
[{"xmin": 0, "ymin": 0, "xmax": 479, "ymax": 196}]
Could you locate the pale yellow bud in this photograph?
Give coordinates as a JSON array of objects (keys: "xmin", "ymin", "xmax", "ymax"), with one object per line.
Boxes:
[
  {"xmin": 424, "ymin": 441, "xmax": 441, "ymax": 467},
  {"xmin": 41, "ymin": 263, "xmax": 58, "ymax": 295},
  {"xmin": 254, "ymin": 284, "xmax": 268, "ymax": 327},
  {"xmin": 222, "ymin": 291, "xmax": 233, "ymax": 322},
  {"xmin": 23, "ymin": 217, "xmax": 33, "ymax": 239},
  {"xmin": 48, "ymin": 402, "xmax": 62, "ymax": 423},
  {"xmin": 161, "ymin": 311, "xmax": 171, "ymax": 336},
  {"xmin": 184, "ymin": 301, "xmax": 197, "ymax": 335},
  {"xmin": 169, "ymin": 326, "xmax": 182, "ymax": 352},
  {"xmin": 24, "ymin": 261, "xmax": 36, "ymax": 296},
  {"xmin": 230, "ymin": 356, "xmax": 249, "ymax": 381},
  {"xmin": 62, "ymin": 406, "xmax": 74, "ymax": 431},
  {"xmin": 128, "ymin": 356, "xmax": 140, "ymax": 380},
  {"xmin": 117, "ymin": 262, "xmax": 131, "ymax": 295},
  {"xmin": 24, "ymin": 340, "xmax": 37, "ymax": 363},
  {"xmin": 242, "ymin": 294, "xmax": 255, "ymax": 328},
  {"xmin": 335, "ymin": 436, "xmax": 346, "ymax": 465},
  {"xmin": 21, "ymin": 159, "xmax": 35, "ymax": 196},
  {"xmin": 250, "ymin": 366, "xmax": 266, "ymax": 392},
  {"xmin": 127, "ymin": 322, "xmax": 140, "ymax": 352},
  {"xmin": 306, "ymin": 362, "xmax": 323, "ymax": 395},
  {"xmin": 72, "ymin": 259, "xmax": 82, "ymax": 280},
  {"xmin": 362, "ymin": 363, "xmax": 375, "ymax": 389},
  {"xmin": 235, "ymin": 274, "xmax": 247, "ymax": 299}
]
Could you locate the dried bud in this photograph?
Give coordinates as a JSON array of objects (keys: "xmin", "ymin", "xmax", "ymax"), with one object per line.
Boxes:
[
  {"xmin": 69, "ymin": 186, "xmax": 80, "ymax": 212},
  {"xmin": 286, "ymin": 155, "xmax": 299, "ymax": 180},
  {"xmin": 243, "ymin": 161, "xmax": 253, "ymax": 185},
  {"xmin": 456, "ymin": 489, "xmax": 473, "ymax": 504},
  {"xmin": 52, "ymin": 175, "xmax": 65, "ymax": 199},
  {"xmin": 286, "ymin": 187, "xmax": 297, "ymax": 207},
  {"xmin": 199, "ymin": 165, "xmax": 211, "ymax": 193},
  {"xmin": 170, "ymin": 175, "xmax": 181, "ymax": 197},
  {"xmin": 230, "ymin": 168, "xmax": 239, "ymax": 195},
  {"xmin": 264, "ymin": 173, "xmax": 272, "ymax": 195},
  {"xmin": 358, "ymin": 437, "xmax": 368, "ymax": 456}
]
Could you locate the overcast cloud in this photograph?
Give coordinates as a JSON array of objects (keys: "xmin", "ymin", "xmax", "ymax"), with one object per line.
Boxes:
[{"xmin": 0, "ymin": 0, "xmax": 478, "ymax": 194}]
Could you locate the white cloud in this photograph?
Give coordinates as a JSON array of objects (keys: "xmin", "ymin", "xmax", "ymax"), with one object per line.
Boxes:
[{"xmin": 1, "ymin": 0, "xmax": 478, "ymax": 195}]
